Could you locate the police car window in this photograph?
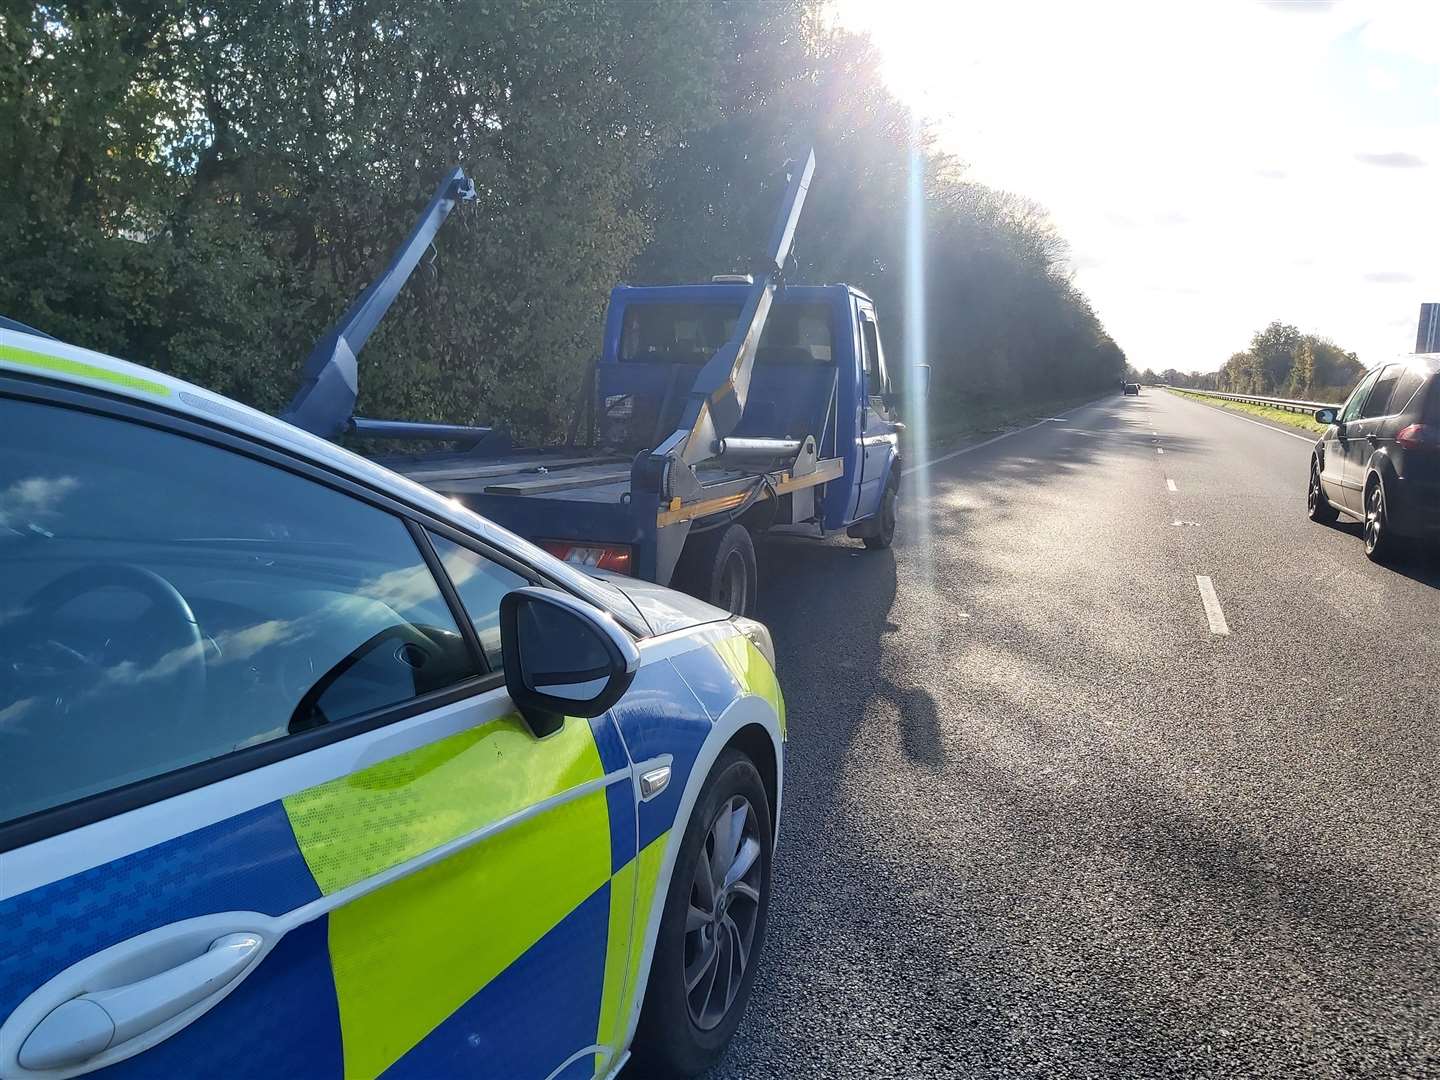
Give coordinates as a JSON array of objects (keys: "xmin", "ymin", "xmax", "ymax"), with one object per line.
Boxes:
[
  {"xmin": 0, "ymin": 397, "xmax": 481, "ymax": 826},
  {"xmin": 428, "ymin": 533, "xmax": 529, "ymax": 668}
]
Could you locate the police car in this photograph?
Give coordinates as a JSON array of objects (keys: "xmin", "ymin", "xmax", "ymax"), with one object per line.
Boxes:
[{"xmin": 0, "ymin": 325, "xmax": 785, "ymax": 1079}]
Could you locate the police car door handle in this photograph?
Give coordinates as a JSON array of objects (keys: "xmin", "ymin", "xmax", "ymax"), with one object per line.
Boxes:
[{"xmin": 10, "ymin": 925, "xmax": 267, "ymax": 1073}]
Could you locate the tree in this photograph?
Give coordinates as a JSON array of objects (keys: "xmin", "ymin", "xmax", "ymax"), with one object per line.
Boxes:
[
  {"xmin": 3, "ymin": 0, "xmax": 1131, "ymax": 439},
  {"xmin": 1213, "ymin": 326, "xmax": 1364, "ymax": 399},
  {"xmin": 1249, "ymin": 322, "xmax": 1303, "ymax": 394}
]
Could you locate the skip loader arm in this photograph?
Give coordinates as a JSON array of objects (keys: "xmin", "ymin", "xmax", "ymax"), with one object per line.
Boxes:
[{"xmin": 632, "ymin": 149, "xmax": 816, "ymax": 502}]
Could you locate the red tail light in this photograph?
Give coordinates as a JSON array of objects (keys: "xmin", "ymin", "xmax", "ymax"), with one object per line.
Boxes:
[
  {"xmin": 539, "ymin": 541, "xmax": 633, "ymax": 574},
  {"xmin": 1395, "ymin": 423, "xmax": 1436, "ymax": 449}
]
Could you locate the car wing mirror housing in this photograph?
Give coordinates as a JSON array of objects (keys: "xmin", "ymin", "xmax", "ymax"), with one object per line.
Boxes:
[
  {"xmin": 888, "ymin": 365, "xmax": 932, "ymax": 410},
  {"xmin": 1314, "ymin": 408, "xmax": 1337, "ymax": 425},
  {"xmin": 499, "ymin": 587, "xmax": 640, "ymax": 737}
]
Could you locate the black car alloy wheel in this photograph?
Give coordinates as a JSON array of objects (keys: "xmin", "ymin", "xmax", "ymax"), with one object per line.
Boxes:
[
  {"xmin": 1308, "ymin": 460, "xmax": 1338, "ymax": 524},
  {"xmin": 1365, "ymin": 479, "xmax": 1389, "ymax": 559}
]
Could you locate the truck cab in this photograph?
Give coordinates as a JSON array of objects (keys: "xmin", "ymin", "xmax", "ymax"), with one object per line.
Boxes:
[{"xmin": 596, "ymin": 282, "xmax": 902, "ymax": 533}]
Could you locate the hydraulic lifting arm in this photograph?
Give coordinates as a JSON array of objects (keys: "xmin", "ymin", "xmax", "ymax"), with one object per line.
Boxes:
[
  {"xmin": 283, "ymin": 167, "xmax": 484, "ymax": 442},
  {"xmin": 633, "ymin": 149, "xmax": 816, "ymax": 501}
]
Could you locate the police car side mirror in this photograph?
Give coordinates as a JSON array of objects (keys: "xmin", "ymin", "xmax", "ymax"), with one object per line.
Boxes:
[{"xmin": 499, "ymin": 587, "xmax": 639, "ymax": 737}]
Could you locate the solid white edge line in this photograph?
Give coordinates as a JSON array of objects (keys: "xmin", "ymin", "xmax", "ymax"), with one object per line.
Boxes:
[
  {"xmin": 1195, "ymin": 575, "xmax": 1231, "ymax": 636},
  {"xmin": 1168, "ymin": 391, "xmax": 1318, "ymax": 444},
  {"xmin": 1213, "ymin": 409, "xmax": 1318, "ymax": 443},
  {"xmin": 1167, "ymin": 478, "xmax": 1177, "ymax": 492},
  {"xmin": 904, "ymin": 398, "xmax": 1103, "ymax": 476}
]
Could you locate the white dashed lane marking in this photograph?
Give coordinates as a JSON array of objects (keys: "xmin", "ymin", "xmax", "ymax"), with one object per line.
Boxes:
[
  {"xmin": 1195, "ymin": 576, "xmax": 1231, "ymax": 636},
  {"xmin": 1167, "ymin": 478, "xmax": 1177, "ymax": 492}
]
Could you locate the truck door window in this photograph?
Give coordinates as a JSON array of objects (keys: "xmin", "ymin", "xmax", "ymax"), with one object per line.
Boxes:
[{"xmin": 860, "ymin": 317, "xmax": 886, "ymax": 398}]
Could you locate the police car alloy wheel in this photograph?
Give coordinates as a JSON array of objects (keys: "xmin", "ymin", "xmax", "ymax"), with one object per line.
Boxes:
[{"xmin": 632, "ymin": 749, "xmax": 773, "ymax": 1077}]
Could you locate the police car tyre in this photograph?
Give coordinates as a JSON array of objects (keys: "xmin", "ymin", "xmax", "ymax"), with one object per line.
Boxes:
[
  {"xmin": 675, "ymin": 524, "xmax": 757, "ymax": 617},
  {"xmin": 632, "ymin": 749, "xmax": 773, "ymax": 1078}
]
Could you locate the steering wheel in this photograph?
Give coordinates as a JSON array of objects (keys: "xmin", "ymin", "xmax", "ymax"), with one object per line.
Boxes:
[{"xmin": 7, "ymin": 563, "xmax": 207, "ymax": 730}]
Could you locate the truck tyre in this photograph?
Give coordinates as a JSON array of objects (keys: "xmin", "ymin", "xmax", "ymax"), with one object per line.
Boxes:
[
  {"xmin": 631, "ymin": 749, "xmax": 773, "ymax": 1079},
  {"xmin": 675, "ymin": 523, "xmax": 757, "ymax": 616},
  {"xmin": 862, "ymin": 481, "xmax": 898, "ymax": 550}
]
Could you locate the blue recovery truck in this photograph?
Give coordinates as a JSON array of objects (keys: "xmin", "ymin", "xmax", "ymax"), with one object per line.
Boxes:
[{"xmin": 284, "ymin": 151, "xmax": 923, "ymax": 614}]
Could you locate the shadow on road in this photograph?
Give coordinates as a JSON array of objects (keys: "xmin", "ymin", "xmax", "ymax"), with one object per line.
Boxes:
[
  {"xmin": 1318, "ymin": 520, "xmax": 1440, "ymax": 589},
  {"xmin": 696, "ymin": 396, "xmax": 1440, "ymax": 1079}
]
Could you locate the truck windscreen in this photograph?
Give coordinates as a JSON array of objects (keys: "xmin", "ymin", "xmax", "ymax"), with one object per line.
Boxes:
[{"xmin": 620, "ymin": 302, "xmax": 833, "ymax": 365}]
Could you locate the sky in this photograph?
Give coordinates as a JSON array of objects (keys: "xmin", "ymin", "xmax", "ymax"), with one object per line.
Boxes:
[{"xmin": 832, "ymin": 0, "xmax": 1440, "ymax": 374}]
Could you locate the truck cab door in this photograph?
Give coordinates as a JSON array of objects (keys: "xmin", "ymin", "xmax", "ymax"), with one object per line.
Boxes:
[{"xmin": 854, "ymin": 303, "xmax": 898, "ymax": 522}]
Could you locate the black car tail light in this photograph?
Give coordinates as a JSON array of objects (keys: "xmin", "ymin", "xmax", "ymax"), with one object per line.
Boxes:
[{"xmin": 1395, "ymin": 423, "xmax": 1436, "ymax": 449}]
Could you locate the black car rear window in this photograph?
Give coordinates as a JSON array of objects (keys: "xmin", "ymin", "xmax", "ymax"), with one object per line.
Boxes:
[{"xmin": 1387, "ymin": 366, "xmax": 1428, "ymax": 417}]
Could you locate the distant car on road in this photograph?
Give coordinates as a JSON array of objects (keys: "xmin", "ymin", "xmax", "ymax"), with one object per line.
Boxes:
[
  {"xmin": 0, "ymin": 325, "xmax": 785, "ymax": 1080},
  {"xmin": 1123, "ymin": 382, "xmax": 1140, "ymax": 395},
  {"xmin": 1308, "ymin": 355, "xmax": 1440, "ymax": 559}
]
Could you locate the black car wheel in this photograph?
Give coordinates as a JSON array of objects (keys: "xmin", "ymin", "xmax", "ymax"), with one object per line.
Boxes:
[
  {"xmin": 1308, "ymin": 459, "xmax": 1339, "ymax": 524},
  {"xmin": 632, "ymin": 749, "xmax": 773, "ymax": 1078},
  {"xmin": 1364, "ymin": 476, "xmax": 1401, "ymax": 562}
]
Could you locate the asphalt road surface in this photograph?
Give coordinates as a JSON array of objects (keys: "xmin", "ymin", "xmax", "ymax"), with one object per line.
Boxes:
[{"xmin": 711, "ymin": 390, "xmax": 1440, "ymax": 1079}]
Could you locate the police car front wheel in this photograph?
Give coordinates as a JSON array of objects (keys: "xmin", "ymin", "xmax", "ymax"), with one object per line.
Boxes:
[{"xmin": 632, "ymin": 749, "xmax": 773, "ymax": 1077}]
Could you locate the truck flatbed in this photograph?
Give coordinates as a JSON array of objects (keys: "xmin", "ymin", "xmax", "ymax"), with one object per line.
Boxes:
[{"xmin": 386, "ymin": 448, "xmax": 844, "ymax": 521}]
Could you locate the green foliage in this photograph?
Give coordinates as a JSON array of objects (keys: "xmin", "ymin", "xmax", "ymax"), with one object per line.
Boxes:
[
  {"xmin": 1214, "ymin": 321, "xmax": 1365, "ymax": 401},
  {"xmin": 2, "ymin": 0, "xmax": 1127, "ymax": 440}
]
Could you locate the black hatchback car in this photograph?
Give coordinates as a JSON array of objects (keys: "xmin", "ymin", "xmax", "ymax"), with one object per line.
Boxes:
[{"xmin": 1308, "ymin": 355, "xmax": 1440, "ymax": 559}]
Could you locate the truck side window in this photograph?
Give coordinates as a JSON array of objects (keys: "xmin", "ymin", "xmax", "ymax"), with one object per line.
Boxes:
[{"xmin": 861, "ymin": 317, "xmax": 886, "ymax": 398}]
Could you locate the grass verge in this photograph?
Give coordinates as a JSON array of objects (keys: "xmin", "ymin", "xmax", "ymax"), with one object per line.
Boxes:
[{"xmin": 1163, "ymin": 387, "xmax": 1328, "ymax": 436}]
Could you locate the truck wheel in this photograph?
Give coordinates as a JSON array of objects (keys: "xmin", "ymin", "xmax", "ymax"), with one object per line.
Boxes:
[
  {"xmin": 676, "ymin": 523, "xmax": 757, "ymax": 615},
  {"xmin": 862, "ymin": 482, "xmax": 898, "ymax": 550}
]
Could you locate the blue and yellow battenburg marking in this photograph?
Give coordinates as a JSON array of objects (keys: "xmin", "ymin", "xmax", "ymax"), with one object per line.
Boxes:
[{"xmin": 0, "ymin": 631, "xmax": 782, "ymax": 1080}]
